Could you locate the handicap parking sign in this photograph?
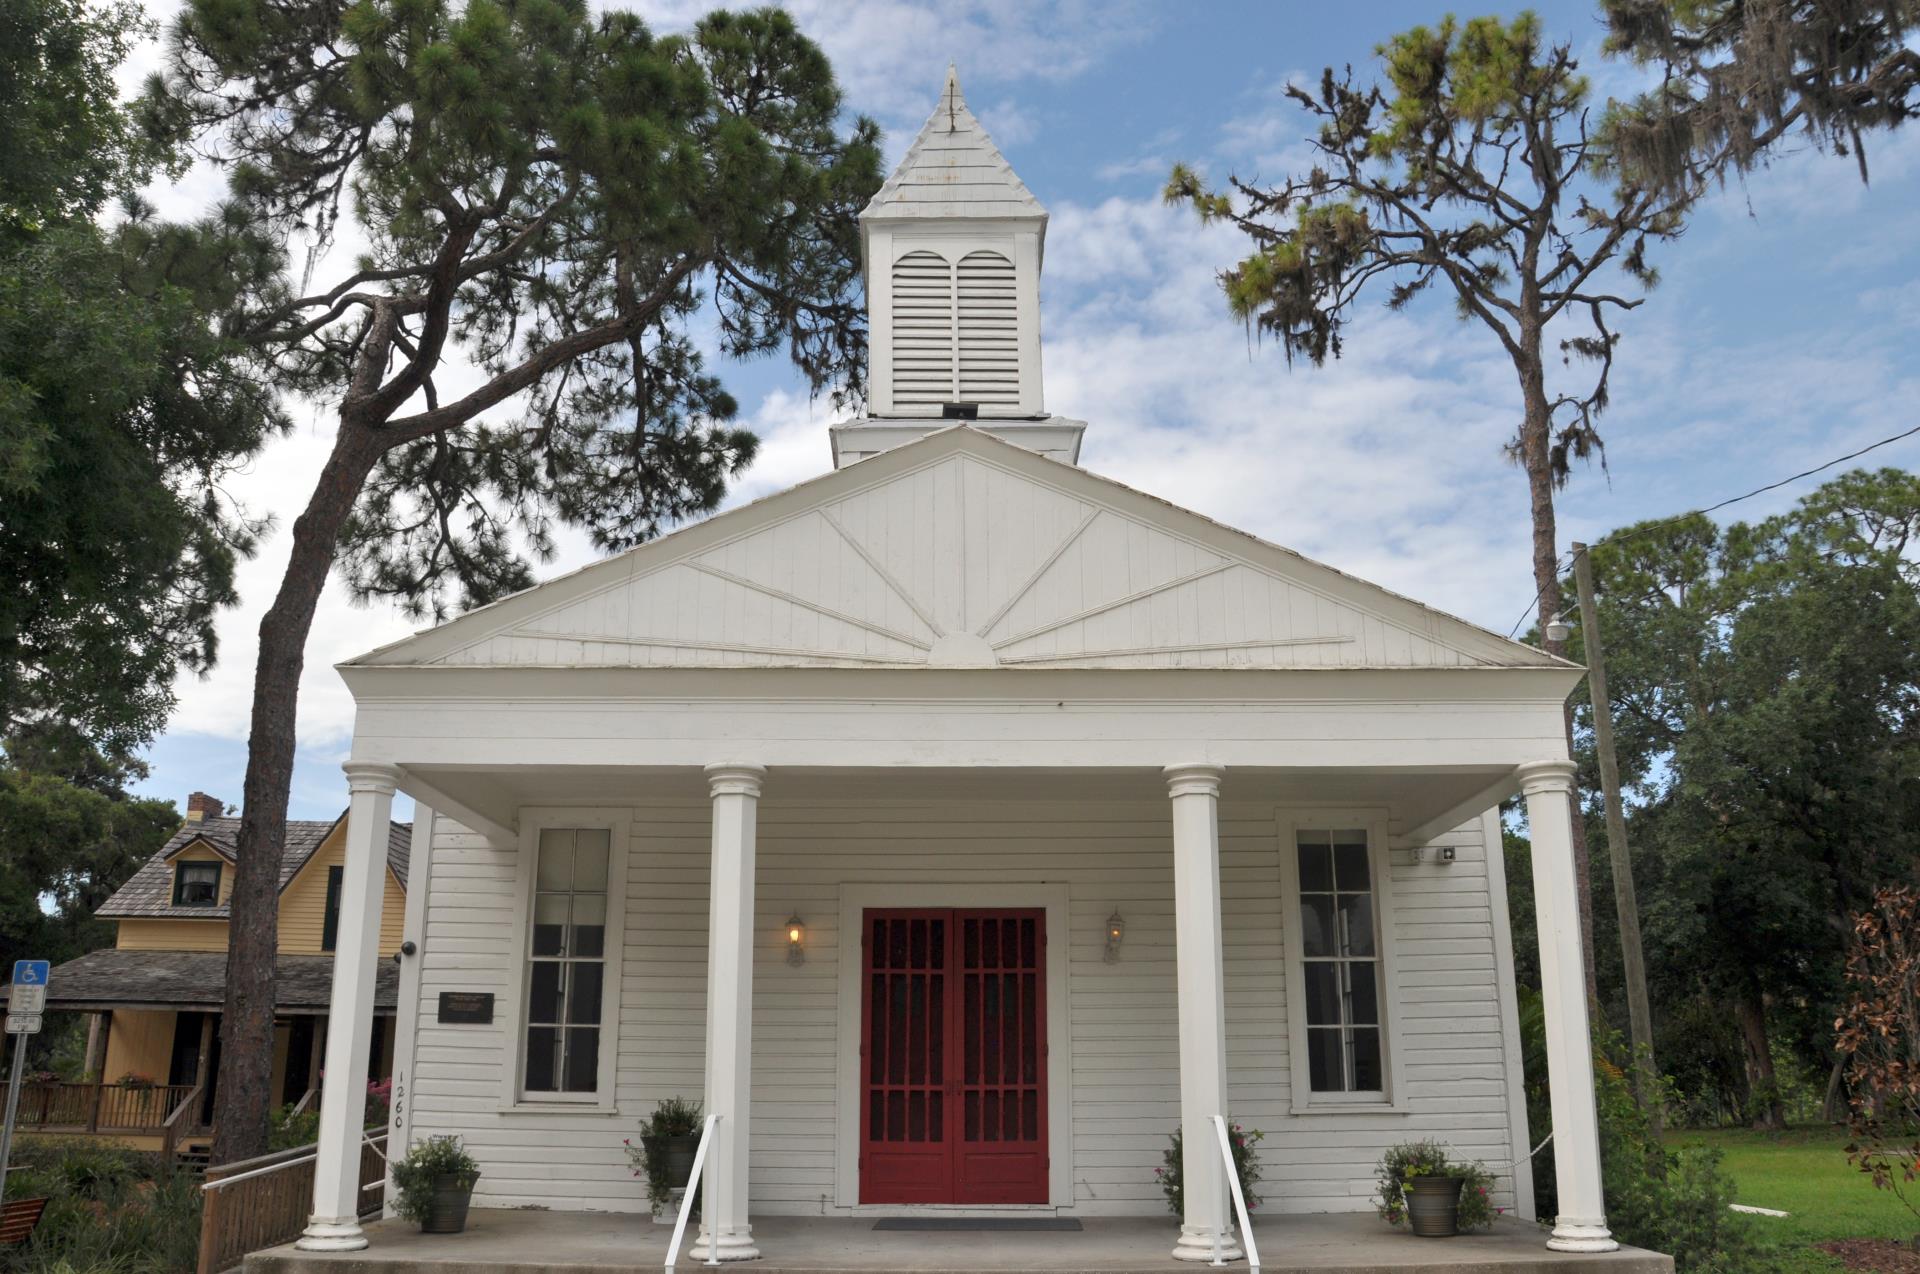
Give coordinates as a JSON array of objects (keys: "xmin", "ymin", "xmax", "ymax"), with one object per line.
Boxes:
[{"xmin": 11, "ymin": 961, "xmax": 48, "ymax": 987}]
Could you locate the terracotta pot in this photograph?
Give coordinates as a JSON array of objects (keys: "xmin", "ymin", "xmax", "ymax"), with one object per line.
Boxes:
[
  {"xmin": 1406, "ymin": 1174, "xmax": 1464, "ymax": 1238},
  {"xmin": 420, "ymin": 1173, "xmax": 475, "ymax": 1234}
]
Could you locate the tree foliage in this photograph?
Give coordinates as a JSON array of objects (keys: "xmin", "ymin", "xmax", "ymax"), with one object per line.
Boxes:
[
  {"xmin": 1602, "ymin": 0, "xmax": 1920, "ymax": 190},
  {"xmin": 144, "ymin": 0, "xmax": 882, "ymax": 1160},
  {"xmin": 1575, "ymin": 469, "xmax": 1920, "ymax": 1128},
  {"xmin": 0, "ymin": 0, "xmax": 284, "ymax": 760},
  {"xmin": 1838, "ymin": 885, "xmax": 1920, "ymax": 1226}
]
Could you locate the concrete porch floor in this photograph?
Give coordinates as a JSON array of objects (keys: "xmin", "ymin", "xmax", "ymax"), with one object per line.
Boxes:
[{"xmin": 246, "ymin": 1211, "xmax": 1672, "ymax": 1274}]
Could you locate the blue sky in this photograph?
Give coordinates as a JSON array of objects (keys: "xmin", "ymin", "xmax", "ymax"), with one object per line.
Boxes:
[{"xmin": 125, "ymin": 0, "xmax": 1920, "ymax": 820}]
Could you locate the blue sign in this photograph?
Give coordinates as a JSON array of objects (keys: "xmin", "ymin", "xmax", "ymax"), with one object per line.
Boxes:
[{"xmin": 12, "ymin": 961, "xmax": 48, "ymax": 987}]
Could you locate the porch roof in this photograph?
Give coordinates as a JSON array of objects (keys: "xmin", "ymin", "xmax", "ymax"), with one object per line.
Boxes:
[{"xmin": 4, "ymin": 949, "xmax": 399, "ymax": 1015}]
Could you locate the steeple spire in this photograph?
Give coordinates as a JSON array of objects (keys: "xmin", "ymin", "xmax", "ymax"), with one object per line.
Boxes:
[{"xmin": 833, "ymin": 68, "xmax": 1083, "ymax": 471}]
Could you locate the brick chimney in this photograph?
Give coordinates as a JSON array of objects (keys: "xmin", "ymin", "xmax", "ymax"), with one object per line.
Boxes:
[{"xmin": 186, "ymin": 791, "xmax": 224, "ymax": 822}]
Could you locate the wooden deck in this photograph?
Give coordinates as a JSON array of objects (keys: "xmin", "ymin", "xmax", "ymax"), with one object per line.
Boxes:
[{"xmin": 246, "ymin": 1211, "xmax": 1673, "ymax": 1274}]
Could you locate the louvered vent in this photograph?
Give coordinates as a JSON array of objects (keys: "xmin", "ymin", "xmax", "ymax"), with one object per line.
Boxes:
[
  {"xmin": 956, "ymin": 251, "xmax": 1019, "ymax": 406},
  {"xmin": 890, "ymin": 250, "xmax": 955, "ymax": 412}
]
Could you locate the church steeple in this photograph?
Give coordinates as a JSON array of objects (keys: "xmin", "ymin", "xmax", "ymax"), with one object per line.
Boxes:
[{"xmin": 831, "ymin": 67, "xmax": 1084, "ymax": 470}]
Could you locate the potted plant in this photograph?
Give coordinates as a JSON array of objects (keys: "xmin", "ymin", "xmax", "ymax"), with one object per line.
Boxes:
[
  {"xmin": 1154, "ymin": 1123, "xmax": 1265, "ymax": 1217},
  {"xmin": 1375, "ymin": 1140, "xmax": 1496, "ymax": 1237},
  {"xmin": 392, "ymin": 1135, "xmax": 482, "ymax": 1234},
  {"xmin": 626, "ymin": 1097, "xmax": 704, "ymax": 1219}
]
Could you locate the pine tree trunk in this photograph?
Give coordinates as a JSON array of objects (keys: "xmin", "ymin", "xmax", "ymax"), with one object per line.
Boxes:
[
  {"xmin": 1737, "ymin": 990, "xmax": 1786, "ymax": 1131},
  {"xmin": 1514, "ymin": 339, "xmax": 1600, "ymax": 1007},
  {"xmin": 212, "ymin": 423, "xmax": 383, "ymax": 1165}
]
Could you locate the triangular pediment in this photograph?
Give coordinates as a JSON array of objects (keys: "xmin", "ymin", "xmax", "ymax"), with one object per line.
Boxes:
[{"xmin": 347, "ymin": 428, "xmax": 1562, "ymax": 672}]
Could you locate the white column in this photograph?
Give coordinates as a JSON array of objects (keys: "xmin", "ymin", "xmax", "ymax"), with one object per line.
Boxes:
[
  {"xmin": 383, "ymin": 808, "xmax": 434, "ymax": 1215},
  {"xmin": 1165, "ymin": 763, "xmax": 1240, "ymax": 1263},
  {"xmin": 299, "ymin": 761, "xmax": 400, "ymax": 1251},
  {"xmin": 693, "ymin": 764, "xmax": 765, "ymax": 1264},
  {"xmin": 1519, "ymin": 760, "xmax": 1617, "ymax": 1253}
]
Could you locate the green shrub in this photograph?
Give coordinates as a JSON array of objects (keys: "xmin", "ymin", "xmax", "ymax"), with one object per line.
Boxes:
[
  {"xmin": 268, "ymin": 1104, "xmax": 320, "ymax": 1151},
  {"xmin": 1374, "ymin": 1139, "xmax": 1497, "ymax": 1230},
  {"xmin": 1155, "ymin": 1123, "xmax": 1264, "ymax": 1217},
  {"xmin": 389, "ymin": 1136, "xmax": 480, "ymax": 1226},
  {"xmin": 0, "ymin": 1139, "xmax": 200, "ymax": 1274},
  {"xmin": 624, "ymin": 1097, "xmax": 705, "ymax": 1214}
]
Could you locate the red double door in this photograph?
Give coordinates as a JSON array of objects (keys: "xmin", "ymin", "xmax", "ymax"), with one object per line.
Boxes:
[{"xmin": 859, "ymin": 908, "xmax": 1048, "ymax": 1205}]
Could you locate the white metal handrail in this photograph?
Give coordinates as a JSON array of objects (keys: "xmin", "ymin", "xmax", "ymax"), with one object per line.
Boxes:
[
  {"xmin": 201, "ymin": 1132, "xmax": 388, "ymax": 1191},
  {"xmin": 1210, "ymin": 1115, "xmax": 1260, "ymax": 1273},
  {"xmin": 664, "ymin": 1113, "xmax": 720, "ymax": 1272}
]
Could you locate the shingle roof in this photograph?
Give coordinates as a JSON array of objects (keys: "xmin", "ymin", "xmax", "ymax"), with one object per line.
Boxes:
[
  {"xmin": 863, "ymin": 66, "xmax": 1045, "ymax": 221},
  {"xmin": 96, "ymin": 813, "xmax": 410, "ymax": 919},
  {"xmin": 4, "ymin": 949, "xmax": 398, "ymax": 1013}
]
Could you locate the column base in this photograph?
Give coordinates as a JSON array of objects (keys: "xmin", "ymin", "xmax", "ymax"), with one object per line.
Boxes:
[
  {"xmin": 1547, "ymin": 1219, "xmax": 1618, "ymax": 1253},
  {"xmin": 690, "ymin": 1225, "xmax": 760, "ymax": 1262},
  {"xmin": 1171, "ymin": 1224, "xmax": 1243, "ymax": 1263},
  {"xmin": 295, "ymin": 1218, "xmax": 368, "ymax": 1252}
]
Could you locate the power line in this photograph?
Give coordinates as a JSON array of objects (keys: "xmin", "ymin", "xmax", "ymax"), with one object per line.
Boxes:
[{"xmin": 1502, "ymin": 421, "xmax": 1920, "ymax": 639}]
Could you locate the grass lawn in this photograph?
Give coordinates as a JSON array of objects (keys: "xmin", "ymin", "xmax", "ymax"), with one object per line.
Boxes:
[{"xmin": 1669, "ymin": 1125, "xmax": 1919, "ymax": 1270}]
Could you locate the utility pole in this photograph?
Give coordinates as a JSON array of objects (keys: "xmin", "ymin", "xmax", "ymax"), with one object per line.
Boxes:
[{"xmin": 1573, "ymin": 541, "xmax": 1660, "ymax": 1134}]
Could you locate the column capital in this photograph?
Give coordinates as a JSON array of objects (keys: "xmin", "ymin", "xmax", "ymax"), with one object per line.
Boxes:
[
  {"xmin": 1516, "ymin": 759, "xmax": 1577, "ymax": 797},
  {"xmin": 1162, "ymin": 763, "xmax": 1224, "ymax": 799},
  {"xmin": 342, "ymin": 761, "xmax": 402, "ymax": 797},
  {"xmin": 705, "ymin": 763, "xmax": 767, "ymax": 799}
]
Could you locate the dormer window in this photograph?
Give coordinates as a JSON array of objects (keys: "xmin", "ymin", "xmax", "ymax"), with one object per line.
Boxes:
[{"xmin": 173, "ymin": 861, "xmax": 222, "ymax": 907}]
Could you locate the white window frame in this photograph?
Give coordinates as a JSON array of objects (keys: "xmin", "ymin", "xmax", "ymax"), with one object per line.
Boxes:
[
  {"xmin": 499, "ymin": 808, "xmax": 631, "ymax": 1112},
  {"xmin": 1277, "ymin": 810, "xmax": 1408, "ymax": 1114}
]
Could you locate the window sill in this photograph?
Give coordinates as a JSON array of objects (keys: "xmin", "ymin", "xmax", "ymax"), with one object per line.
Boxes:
[
  {"xmin": 1288, "ymin": 1099, "xmax": 1411, "ymax": 1117},
  {"xmin": 497, "ymin": 1101, "xmax": 622, "ymax": 1117}
]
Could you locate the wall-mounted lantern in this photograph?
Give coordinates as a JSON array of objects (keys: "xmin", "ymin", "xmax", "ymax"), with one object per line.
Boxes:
[
  {"xmin": 786, "ymin": 914, "xmax": 806, "ymax": 967},
  {"xmin": 1104, "ymin": 910, "xmax": 1125, "ymax": 963}
]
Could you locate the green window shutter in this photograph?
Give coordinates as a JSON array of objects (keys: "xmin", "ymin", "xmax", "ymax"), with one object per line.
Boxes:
[{"xmin": 321, "ymin": 865, "xmax": 344, "ymax": 952}]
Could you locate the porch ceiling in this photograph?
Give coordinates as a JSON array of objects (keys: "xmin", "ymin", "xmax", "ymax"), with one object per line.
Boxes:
[{"xmin": 403, "ymin": 762, "xmax": 1517, "ymax": 842}]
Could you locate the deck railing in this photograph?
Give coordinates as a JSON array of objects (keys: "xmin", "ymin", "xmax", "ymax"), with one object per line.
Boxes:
[
  {"xmin": 18, "ymin": 1082, "xmax": 199, "ymax": 1134},
  {"xmin": 196, "ymin": 1132, "xmax": 387, "ymax": 1274}
]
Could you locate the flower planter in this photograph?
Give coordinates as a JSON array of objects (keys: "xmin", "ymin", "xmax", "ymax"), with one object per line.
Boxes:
[
  {"xmin": 1405, "ymin": 1174, "xmax": 1465, "ymax": 1237},
  {"xmin": 419, "ymin": 1173, "xmax": 476, "ymax": 1234},
  {"xmin": 644, "ymin": 1134, "xmax": 701, "ymax": 1191}
]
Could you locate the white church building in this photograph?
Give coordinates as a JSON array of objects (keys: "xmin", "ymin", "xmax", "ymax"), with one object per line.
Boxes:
[{"xmin": 296, "ymin": 70, "xmax": 1620, "ymax": 1264}]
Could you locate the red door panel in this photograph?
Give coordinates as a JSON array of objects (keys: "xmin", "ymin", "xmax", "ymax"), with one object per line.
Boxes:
[{"xmin": 860, "ymin": 908, "xmax": 1047, "ymax": 1205}]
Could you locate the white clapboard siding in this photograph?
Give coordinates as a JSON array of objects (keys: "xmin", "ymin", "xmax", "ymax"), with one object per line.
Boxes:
[
  {"xmin": 413, "ymin": 447, "xmax": 1521, "ymax": 672},
  {"xmin": 402, "ymin": 801, "xmax": 1521, "ymax": 1218},
  {"xmin": 891, "ymin": 250, "xmax": 955, "ymax": 412},
  {"xmin": 956, "ymin": 251, "xmax": 1019, "ymax": 407}
]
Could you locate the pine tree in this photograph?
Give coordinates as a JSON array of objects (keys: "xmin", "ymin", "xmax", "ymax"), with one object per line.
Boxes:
[{"xmin": 143, "ymin": 0, "xmax": 882, "ymax": 1162}]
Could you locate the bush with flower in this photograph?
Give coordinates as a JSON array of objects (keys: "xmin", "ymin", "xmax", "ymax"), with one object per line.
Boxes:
[{"xmin": 1156, "ymin": 1122, "xmax": 1264, "ymax": 1217}]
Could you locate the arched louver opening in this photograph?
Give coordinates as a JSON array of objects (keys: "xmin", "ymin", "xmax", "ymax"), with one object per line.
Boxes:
[
  {"xmin": 956, "ymin": 251, "xmax": 1019, "ymax": 407},
  {"xmin": 890, "ymin": 250, "xmax": 955, "ymax": 413}
]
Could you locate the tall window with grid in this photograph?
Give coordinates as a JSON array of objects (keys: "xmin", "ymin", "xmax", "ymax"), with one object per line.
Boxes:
[
  {"xmin": 523, "ymin": 827, "xmax": 610, "ymax": 1096},
  {"xmin": 1296, "ymin": 828, "xmax": 1385, "ymax": 1094}
]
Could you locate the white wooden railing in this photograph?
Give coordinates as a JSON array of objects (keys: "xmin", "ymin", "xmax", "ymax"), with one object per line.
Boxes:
[
  {"xmin": 664, "ymin": 1113, "xmax": 720, "ymax": 1272},
  {"xmin": 1211, "ymin": 1114, "xmax": 1260, "ymax": 1272}
]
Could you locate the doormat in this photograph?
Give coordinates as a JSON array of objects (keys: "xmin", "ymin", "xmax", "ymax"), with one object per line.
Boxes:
[{"xmin": 873, "ymin": 1218, "xmax": 1082, "ymax": 1232}]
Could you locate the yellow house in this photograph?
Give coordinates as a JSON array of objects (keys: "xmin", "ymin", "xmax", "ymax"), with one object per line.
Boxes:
[{"xmin": 21, "ymin": 792, "xmax": 410, "ymax": 1150}]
